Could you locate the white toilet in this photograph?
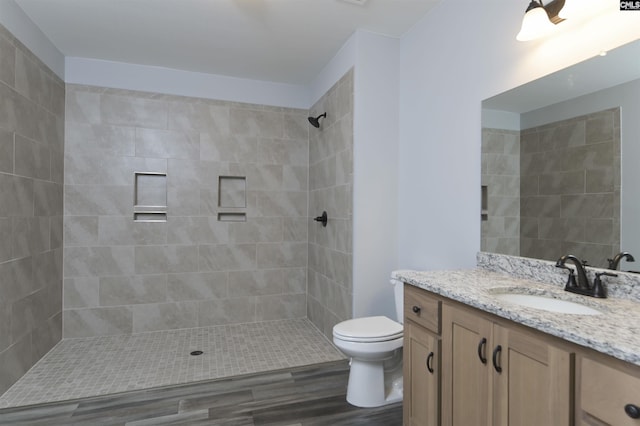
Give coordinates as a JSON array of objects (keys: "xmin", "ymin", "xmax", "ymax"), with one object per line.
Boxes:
[{"xmin": 332, "ymin": 278, "xmax": 404, "ymax": 408}]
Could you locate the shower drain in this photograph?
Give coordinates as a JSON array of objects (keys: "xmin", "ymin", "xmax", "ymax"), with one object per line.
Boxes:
[{"xmin": 190, "ymin": 350, "xmax": 203, "ymax": 356}]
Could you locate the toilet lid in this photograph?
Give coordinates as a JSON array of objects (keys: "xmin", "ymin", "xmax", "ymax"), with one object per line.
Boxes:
[{"xmin": 333, "ymin": 316, "xmax": 403, "ymax": 343}]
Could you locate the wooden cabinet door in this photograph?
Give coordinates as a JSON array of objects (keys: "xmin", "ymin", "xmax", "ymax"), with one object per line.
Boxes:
[
  {"xmin": 579, "ymin": 356, "xmax": 640, "ymax": 426},
  {"xmin": 442, "ymin": 305, "xmax": 493, "ymax": 426},
  {"xmin": 403, "ymin": 320, "xmax": 440, "ymax": 426},
  {"xmin": 493, "ymin": 324, "xmax": 573, "ymax": 426}
]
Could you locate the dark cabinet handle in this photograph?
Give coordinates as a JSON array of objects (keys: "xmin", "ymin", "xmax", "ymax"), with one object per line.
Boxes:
[
  {"xmin": 477, "ymin": 337, "xmax": 487, "ymax": 364},
  {"xmin": 492, "ymin": 345, "xmax": 503, "ymax": 373},
  {"xmin": 412, "ymin": 306, "xmax": 421, "ymax": 314},
  {"xmin": 426, "ymin": 352, "xmax": 434, "ymax": 374},
  {"xmin": 625, "ymin": 404, "xmax": 640, "ymax": 419}
]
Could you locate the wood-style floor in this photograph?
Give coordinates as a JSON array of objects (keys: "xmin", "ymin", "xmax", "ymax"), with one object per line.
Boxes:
[{"xmin": 0, "ymin": 361, "xmax": 402, "ymax": 426}]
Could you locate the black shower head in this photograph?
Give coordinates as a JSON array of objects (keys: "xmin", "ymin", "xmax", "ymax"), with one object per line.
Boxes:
[{"xmin": 308, "ymin": 112, "xmax": 327, "ymax": 128}]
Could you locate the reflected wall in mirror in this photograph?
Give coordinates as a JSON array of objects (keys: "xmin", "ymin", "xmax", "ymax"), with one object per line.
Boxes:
[
  {"xmin": 481, "ymin": 39, "xmax": 640, "ymax": 271},
  {"xmin": 481, "ymin": 108, "xmax": 620, "ymax": 266}
]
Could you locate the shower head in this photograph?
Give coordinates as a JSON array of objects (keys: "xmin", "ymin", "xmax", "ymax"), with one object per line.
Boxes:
[{"xmin": 308, "ymin": 112, "xmax": 327, "ymax": 128}]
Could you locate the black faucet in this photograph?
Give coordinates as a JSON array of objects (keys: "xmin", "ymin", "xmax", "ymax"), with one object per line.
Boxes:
[
  {"xmin": 555, "ymin": 255, "xmax": 590, "ymax": 290},
  {"xmin": 607, "ymin": 251, "xmax": 635, "ymax": 270},
  {"xmin": 555, "ymin": 254, "xmax": 617, "ymax": 298}
]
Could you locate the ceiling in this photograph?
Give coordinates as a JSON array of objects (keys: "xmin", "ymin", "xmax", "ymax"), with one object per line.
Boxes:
[{"xmin": 15, "ymin": 0, "xmax": 440, "ymax": 85}]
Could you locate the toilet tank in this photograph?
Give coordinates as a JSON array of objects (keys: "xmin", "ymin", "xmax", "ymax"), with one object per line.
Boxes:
[{"xmin": 391, "ymin": 278, "xmax": 404, "ymax": 324}]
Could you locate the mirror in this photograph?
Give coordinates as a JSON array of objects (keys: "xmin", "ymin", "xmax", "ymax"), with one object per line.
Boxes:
[{"xmin": 481, "ymin": 39, "xmax": 640, "ymax": 270}]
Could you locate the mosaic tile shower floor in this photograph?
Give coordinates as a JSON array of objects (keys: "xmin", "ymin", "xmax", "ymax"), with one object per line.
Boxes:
[{"xmin": 0, "ymin": 319, "xmax": 345, "ymax": 408}]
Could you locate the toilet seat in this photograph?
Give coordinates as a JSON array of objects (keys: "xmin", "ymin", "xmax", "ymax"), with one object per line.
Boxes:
[
  {"xmin": 333, "ymin": 316, "xmax": 403, "ymax": 343},
  {"xmin": 330, "ymin": 277, "xmax": 406, "ymax": 408}
]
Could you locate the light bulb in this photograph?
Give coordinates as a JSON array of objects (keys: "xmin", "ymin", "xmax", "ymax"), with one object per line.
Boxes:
[
  {"xmin": 558, "ymin": 0, "xmax": 579, "ymax": 19},
  {"xmin": 516, "ymin": 2, "xmax": 555, "ymax": 41}
]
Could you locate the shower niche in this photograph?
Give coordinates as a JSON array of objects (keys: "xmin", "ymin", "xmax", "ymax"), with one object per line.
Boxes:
[
  {"xmin": 134, "ymin": 172, "xmax": 167, "ymax": 222},
  {"xmin": 217, "ymin": 175, "xmax": 247, "ymax": 222}
]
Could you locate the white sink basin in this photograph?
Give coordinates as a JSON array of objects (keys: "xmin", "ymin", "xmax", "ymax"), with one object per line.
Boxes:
[{"xmin": 493, "ymin": 293, "xmax": 602, "ymax": 315}]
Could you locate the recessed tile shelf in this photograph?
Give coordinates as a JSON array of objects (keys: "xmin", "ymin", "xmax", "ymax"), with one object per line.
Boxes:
[
  {"xmin": 134, "ymin": 212, "xmax": 167, "ymax": 222},
  {"xmin": 218, "ymin": 175, "xmax": 247, "ymax": 222},
  {"xmin": 218, "ymin": 176, "xmax": 246, "ymax": 208},
  {"xmin": 134, "ymin": 172, "xmax": 167, "ymax": 222},
  {"xmin": 217, "ymin": 212, "xmax": 247, "ymax": 222}
]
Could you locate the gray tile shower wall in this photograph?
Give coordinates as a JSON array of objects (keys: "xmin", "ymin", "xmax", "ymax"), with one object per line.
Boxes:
[
  {"xmin": 307, "ymin": 69, "xmax": 354, "ymax": 339},
  {"xmin": 481, "ymin": 128, "xmax": 520, "ymax": 256},
  {"xmin": 520, "ymin": 108, "xmax": 620, "ymax": 265},
  {"xmin": 482, "ymin": 108, "xmax": 621, "ymax": 267},
  {"xmin": 64, "ymin": 85, "xmax": 310, "ymax": 338},
  {"xmin": 0, "ymin": 23, "xmax": 65, "ymax": 395}
]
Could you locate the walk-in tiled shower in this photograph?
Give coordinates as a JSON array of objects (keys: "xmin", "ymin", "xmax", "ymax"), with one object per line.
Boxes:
[{"xmin": 0, "ymin": 18, "xmax": 355, "ymax": 407}]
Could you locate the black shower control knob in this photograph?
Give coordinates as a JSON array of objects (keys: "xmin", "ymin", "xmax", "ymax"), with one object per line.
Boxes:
[
  {"xmin": 625, "ymin": 404, "xmax": 640, "ymax": 419},
  {"xmin": 313, "ymin": 211, "xmax": 328, "ymax": 227}
]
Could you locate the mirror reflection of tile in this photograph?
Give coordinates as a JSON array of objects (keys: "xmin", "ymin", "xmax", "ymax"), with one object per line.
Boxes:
[{"xmin": 481, "ymin": 108, "xmax": 620, "ymax": 268}]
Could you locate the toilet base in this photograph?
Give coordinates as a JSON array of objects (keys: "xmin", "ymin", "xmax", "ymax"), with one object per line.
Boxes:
[{"xmin": 345, "ymin": 350, "xmax": 403, "ymax": 408}]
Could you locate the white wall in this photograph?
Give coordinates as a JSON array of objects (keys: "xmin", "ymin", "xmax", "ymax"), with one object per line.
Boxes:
[
  {"xmin": 397, "ymin": 0, "xmax": 640, "ymax": 271},
  {"xmin": 65, "ymin": 57, "xmax": 310, "ymax": 109},
  {"xmin": 0, "ymin": 0, "xmax": 64, "ymax": 78},
  {"xmin": 308, "ymin": 34, "xmax": 357, "ymax": 107},
  {"xmin": 482, "ymin": 109, "xmax": 520, "ymax": 131},
  {"xmin": 521, "ymin": 79, "xmax": 640, "ymax": 128},
  {"xmin": 352, "ymin": 31, "xmax": 400, "ymax": 318}
]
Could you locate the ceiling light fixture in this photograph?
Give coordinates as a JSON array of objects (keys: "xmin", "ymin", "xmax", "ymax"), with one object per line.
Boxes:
[{"xmin": 516, "ymin": 0, "xmax": 566, "ymax": 42}]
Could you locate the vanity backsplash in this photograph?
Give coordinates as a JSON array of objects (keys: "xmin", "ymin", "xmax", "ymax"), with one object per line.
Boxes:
[{"xmin": 477, "ymin": 252, "xmax": 640, "ymax": 303}]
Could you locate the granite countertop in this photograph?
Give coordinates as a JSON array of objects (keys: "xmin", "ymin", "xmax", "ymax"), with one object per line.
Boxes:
[{"xmin": 395, "ymin": 268, "xmax": 640, "ymax": 367}]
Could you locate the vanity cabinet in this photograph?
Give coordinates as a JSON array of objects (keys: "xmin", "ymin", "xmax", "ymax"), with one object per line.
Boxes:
[
  {"xmin": 403, "ymin": 285, "xmax": 441, "ymax": 426},
  {"xmin": 403, "ymin": 280, "xmax": 640, "ymax": 426},
  {"xmin": 578, "ymin": 355, "xmax": 640, "ymax": 425},
  {"xmin": 404, "ymin": 320, "xmax": 440, "ymax": 426},
  {"xmin": 403, "ymin": 285, "xmax": 574, "ymax": 426},
  {"xmin": 440, "ymin": 304, "xmax": 492, "ymax": 425},
  {"xmin": 491, "ymin": 322, "xmax": 572, "ymax": 425},
  {"xmin": 441, "ymin": 303, "xmax": 573, "ymax": 426}
]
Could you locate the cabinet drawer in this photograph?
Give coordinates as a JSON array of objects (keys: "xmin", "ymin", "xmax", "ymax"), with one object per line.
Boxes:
[
  {"xmin": 404, "ymin": 284, "xmax": 441, "ymax": 334},
  {"xmin": 581, "ymin": 357, "xmax": 640, "ymax": 425}
]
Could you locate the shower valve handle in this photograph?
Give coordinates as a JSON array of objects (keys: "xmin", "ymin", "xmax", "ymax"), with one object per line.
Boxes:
[{"xmin": 314, "ymin": 211, "xmax": 328, "ymax": 227}]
